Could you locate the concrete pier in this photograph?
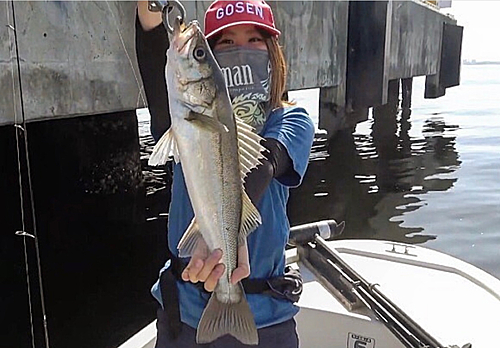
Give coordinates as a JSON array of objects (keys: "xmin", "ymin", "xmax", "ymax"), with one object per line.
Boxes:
[
  {"xmin": 1, "ymin": 1, "xmax": 462, "ymax": 131},
  {"xmin": 166, "ymin": 1, "xmax": 463, "ymax": 137},
  {"xmin": 330, "ymin": 1, "xmax": 462, "ymax": 135},
  {"xmin": 1, "ymin": 1, "xmax": 142, "ymax": 125}
]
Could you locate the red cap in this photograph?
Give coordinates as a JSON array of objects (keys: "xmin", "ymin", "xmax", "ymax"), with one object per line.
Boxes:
[{"xmin": 204, "ymin": 0, "xmax": 281, "ymax": 39}]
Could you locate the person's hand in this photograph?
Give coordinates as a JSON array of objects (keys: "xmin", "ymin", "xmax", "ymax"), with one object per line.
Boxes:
[
  {"xmin": 230, "ymin": 240, "xmax": 250, "ymax": 285},
  {"xmin": 181, "ymin": 239, "xmax": 251, "ymax": 292},
  {"xmin": 137, "ymin": 1, "xmax": 163, "ymax": 31}
]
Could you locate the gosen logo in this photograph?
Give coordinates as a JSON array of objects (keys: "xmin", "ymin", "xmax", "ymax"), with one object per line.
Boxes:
[
  {"xmin": 215, "ymin": 2, "xmax": 264, "ymax": 20},
  {"xmin": 347, "ymin": 332, "xmax": 375, "ymax": 348}
]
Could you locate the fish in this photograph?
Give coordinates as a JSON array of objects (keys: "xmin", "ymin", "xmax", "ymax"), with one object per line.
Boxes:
[{"xmin": 148, "ymin": 18, "xmax": 266, "ymax": 345}]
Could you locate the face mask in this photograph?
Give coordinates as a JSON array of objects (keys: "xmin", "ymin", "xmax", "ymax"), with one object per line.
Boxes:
[{"xmin": 214, "ymin": 47, "xmax": 272, "ymax": 133}]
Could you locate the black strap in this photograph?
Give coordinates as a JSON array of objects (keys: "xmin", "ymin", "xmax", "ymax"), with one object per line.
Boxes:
[
  {"xmin": 169, "ymin": 257, "xmax": 302, "ymax": 302},
  {"xmin": 158, "ymin": 257, "xmax": 191, "ymax": 340},
  {"xmin": 159, "ymin": 265, "xmax": 182, "ymax": 340},
  {"xmin": 264, "ymin": 266, "xmax": 303, "ymax": 303}
]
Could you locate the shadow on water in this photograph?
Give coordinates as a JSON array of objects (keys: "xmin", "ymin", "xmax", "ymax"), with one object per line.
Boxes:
[
  {"xmin": 1, "ymin": 112, "xmax": 171, "ymax": 348},
  {"xmin": 288, "ymin": 103, "xmax": 461, "ymax": 244}
]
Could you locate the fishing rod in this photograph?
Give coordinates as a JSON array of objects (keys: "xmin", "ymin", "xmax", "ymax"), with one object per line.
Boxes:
[
  {"xmin": 8, "ymin": 1, "xmax": 50, "ymax": 347},
  {"xmin": 288, "ymin": 222, "xmax": 471, "ymax": 348},
  {"xmin": 313, "ymin": 236, "xmax": 440, "ymax": 348}
]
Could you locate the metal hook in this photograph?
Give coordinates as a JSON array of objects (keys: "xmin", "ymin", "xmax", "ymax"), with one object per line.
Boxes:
[
  {"xmin": 162, "ymin": 0, "xmax": 186, "ymax": 34},
  {"xmin": 147, "ymin": 1, "xmax": 186, "ymax": 34}
]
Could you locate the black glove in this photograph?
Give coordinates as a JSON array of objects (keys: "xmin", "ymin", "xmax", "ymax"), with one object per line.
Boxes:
[
  {"xmin": 244, "ymin": 138, "xmax": 293, "ymax": 205},
  {"xmin": 135, "ymin": 13, "xmax": 171, "ymax": 142}
]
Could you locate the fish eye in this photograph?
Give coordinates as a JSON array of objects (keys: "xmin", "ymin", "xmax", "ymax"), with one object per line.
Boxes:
[{"xmin": 193, "ymin": 46, "xmax": 206, "ymax": 61}]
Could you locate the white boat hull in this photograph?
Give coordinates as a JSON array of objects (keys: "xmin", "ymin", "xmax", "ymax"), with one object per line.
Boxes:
[
  {"xmin": 293, "ymin": 240, "xmax": 500, "ymax": 348},
  {"xmin": 118, "ymin": 239, "xmax": 500, "ymax": 348}
]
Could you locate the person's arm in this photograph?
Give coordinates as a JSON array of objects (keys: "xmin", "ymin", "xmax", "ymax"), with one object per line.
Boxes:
[
  {"xmin": 137, "ymin": 1, "xmax": 162, "ymax": 31},
  {"xmin": 261, "ymin": 107, "xmax": 315, "ymax": 188},
  {"xmin": 244, "ymin": 138, "xmax": 293, "ymax": 205},
  {"xmin": 135, "ymin": 1, "xmax": 170, "ymax": 141}
]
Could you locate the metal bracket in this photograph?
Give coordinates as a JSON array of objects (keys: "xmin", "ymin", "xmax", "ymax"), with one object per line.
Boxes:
[{"xmin": 385, "ymin": 242, "xmax": 417, "ymax": 257}]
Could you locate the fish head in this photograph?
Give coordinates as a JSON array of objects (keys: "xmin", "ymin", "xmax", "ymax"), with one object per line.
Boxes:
[{"xmin": 167, "ymin": 20, "xmax": 226, "ymax": 119}]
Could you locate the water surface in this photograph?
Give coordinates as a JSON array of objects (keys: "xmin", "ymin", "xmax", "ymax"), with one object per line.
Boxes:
[{"xmin": 140, "ymin": 64, "xmax": 500, "ymax": 279}]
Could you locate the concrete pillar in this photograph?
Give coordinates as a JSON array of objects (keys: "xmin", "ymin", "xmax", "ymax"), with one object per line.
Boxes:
[
  {"xmin": 425, "ymin": 22, "xmax": 463, "ymax": 98},
  {"xmin": 373, "ymin": 79, "xmax": 399, "ymax": 118},
  {"xmin": 318, "ymin": 86, "xmax": 345, "ymax": 137},
  {"xmin": 346, "ymin": 107, "xmax": 369, "ymax": 131},
  {"xmin": 401, "ymin": 78, "xmax": 413, "ymax": 110},
  {"xmin": 346, "ymin": 1, "xmax": 389, "ymax": 110}
]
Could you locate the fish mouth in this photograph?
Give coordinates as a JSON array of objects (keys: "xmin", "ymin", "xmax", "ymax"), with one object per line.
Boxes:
[{"xmin": 175, "ymin": 20, "xmax": 202, "ymax": 54}]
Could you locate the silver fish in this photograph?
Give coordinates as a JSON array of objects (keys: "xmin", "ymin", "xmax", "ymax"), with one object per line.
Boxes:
[{"xmin": 148, "ymin": 18, "xmax": 265, "ymax": 345}]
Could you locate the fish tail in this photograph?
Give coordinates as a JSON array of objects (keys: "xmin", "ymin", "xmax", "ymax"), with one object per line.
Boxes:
[{"xmin": 196, "ymin": 292, "xmax": 258, "ymax": 345}]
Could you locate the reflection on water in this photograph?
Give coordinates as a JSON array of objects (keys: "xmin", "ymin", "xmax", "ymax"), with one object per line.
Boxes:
[
  {"xmin": 287, "ymin": 102, "xmax": 461, "ymax": 245},
  {"xmin": 138, "ymin": 98, "xmax": 462, "ymax": 247}
]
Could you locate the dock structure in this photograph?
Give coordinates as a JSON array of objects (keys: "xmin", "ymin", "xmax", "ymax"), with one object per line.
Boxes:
[
  {"xmin": 0, "ymin": 2, "xmax": 463, "ymax": 348},
  {"xmin": 1, "ymin": 1, "xmax": 141, "ymax": 126},
  {"xmin": 1, "ymin": 1, "xmax": 462, "ymax": 131}
]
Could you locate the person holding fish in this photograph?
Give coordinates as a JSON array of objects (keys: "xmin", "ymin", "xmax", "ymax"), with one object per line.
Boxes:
[{"xmin": 136, "ymin": 0, "xmax": 315, "ymax": 347}]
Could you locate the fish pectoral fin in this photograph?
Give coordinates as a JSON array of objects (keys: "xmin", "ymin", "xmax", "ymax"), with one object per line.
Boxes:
[
  {"xmin": 196, "ymin": 289, "xmax": 258, "ymax": 345},
  {"xmin": 238, "ymin": 189, "xmax": 262, "ymax": 245},
  {"xmin": 187, "ymin": 111, "xmax": 229, "ymax": 133},
  {"xmin": 177, "ymin": 218, "xmax": 204, "ymax": 258},
  {"xmin": 148, "ymin": 127, "xmax": 180, "ymax": 165},
  {"xmin": 235, "ymin": 117, "xmax": 267, "ymax": 181}
]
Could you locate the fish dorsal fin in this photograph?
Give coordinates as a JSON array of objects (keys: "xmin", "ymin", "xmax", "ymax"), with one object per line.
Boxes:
[
  {"xmin": 235, "ymin": 117, "xmax": 266, "ymax": 182},
  {"xmin": 148, "ymin": 127, "xmax": 180, "ymax": 165},
  {"xmin": 239, "ymin": 189, "xmax": 262, "ymax": 244},
  {"xmin": 177, "ymin": 218, "xmax": 204, "ymax": 258}
]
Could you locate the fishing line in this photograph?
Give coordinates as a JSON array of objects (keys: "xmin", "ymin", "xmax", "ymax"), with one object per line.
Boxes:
[
  {"xmin": 5, "ymin": 3, "xmax": 147, "ymax": 347},
  {"xmin": 105, "ymin": 0, "xmax": 147, "ymax": 109},
  {"xmin": 6, "ymin": 3, "xmax": 35, "ymax": 347},
  {"xmin": 8, "ymin": 1, "xmax": 50, "ymax": 347}
]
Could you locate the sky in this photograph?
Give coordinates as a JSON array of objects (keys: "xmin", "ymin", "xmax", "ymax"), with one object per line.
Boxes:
[{"xmin": 444, "ymin": 1, "xmax": 500, "ymax": 61}]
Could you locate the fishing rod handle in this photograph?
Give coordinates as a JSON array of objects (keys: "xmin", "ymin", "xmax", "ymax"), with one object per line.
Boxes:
[{"xmin": 289, "ymin": 219, "xmax": 345, "ymax": 246}]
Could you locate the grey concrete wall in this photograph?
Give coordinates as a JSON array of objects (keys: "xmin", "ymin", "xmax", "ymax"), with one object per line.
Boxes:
[
  {"xmin": 180, "ymin": 1, "xmax": 349, "ymax": 91},
  {"xmin": 271, "ymin": 1, "xmax": 348, "ymax": 91},
  {"xmin": 387, "ymin": 0, "xmax": 456, "ymax": 80},
  {"xmin": 0, "ymin": 1, "xmax": 144, "ymax": 126},
  {"xmin": 0, "ymin": 1, "xmax": 460, "ymax": 128},
  {"xmin": 346, "ymin": 0, "xmax": 459, "ymax": 109},
  {"xmin": 0, "ymin": 3, "xmax": 21, "ymax": 126},
  {"xmin": 1, "ymin": 0, "xmax": 348, "ymax": 126}
]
